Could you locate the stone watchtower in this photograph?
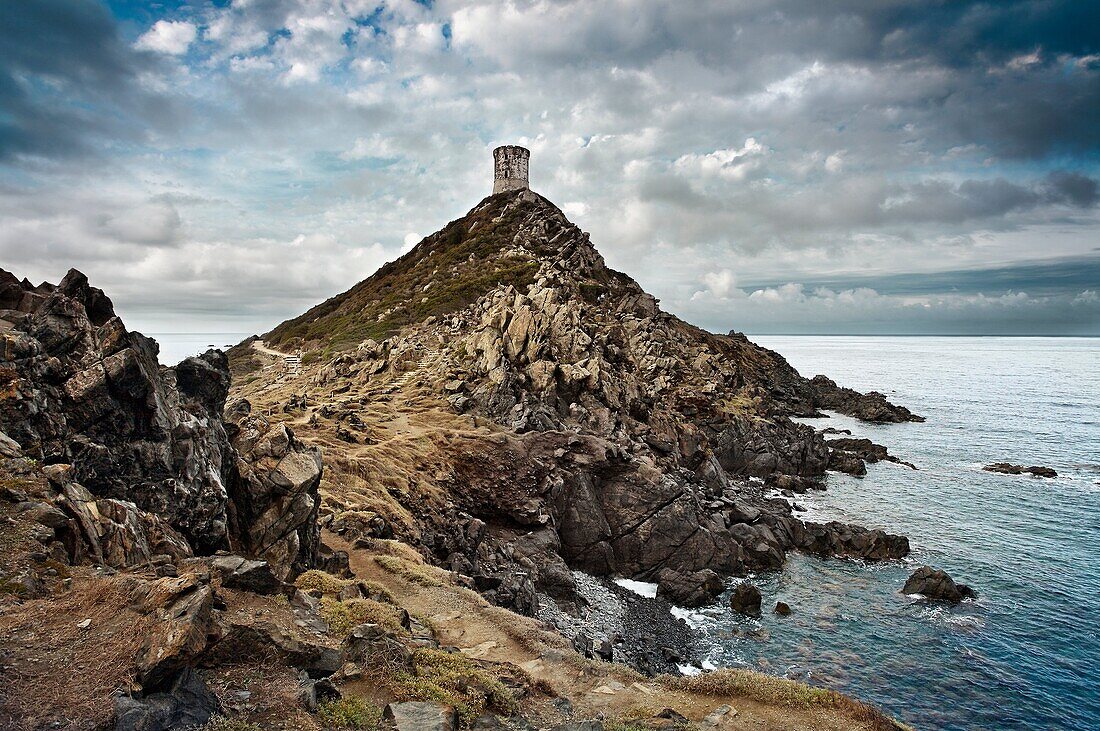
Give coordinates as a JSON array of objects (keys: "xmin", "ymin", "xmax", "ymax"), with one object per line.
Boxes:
[{"xmin": 492, "ymin": 145, "xmax": 530, "ymax": 194}]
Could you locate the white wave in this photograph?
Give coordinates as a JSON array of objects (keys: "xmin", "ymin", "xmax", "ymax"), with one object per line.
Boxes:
[{"xmin": 613, "ymin": 578, "xmax": 658, "ymax": 598}]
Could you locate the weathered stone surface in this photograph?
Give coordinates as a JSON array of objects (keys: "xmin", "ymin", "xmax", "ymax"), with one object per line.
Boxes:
[
  {"xmin": 132, "ymin": 576, "xmax": 219, "ymax": 687},
  {"xmin": 205, "ymin": 620, "xmax": 343, "ymax": 678},
  {"xmin": 229, "ymin": 407, "xmax": 323, "ymax": 581},
  {"xmin": 384, "ymin": 701, "xmax": 457, "ymax": 731},
  {"xmin": 902, "ymin": 566, "xmax": 977, "ymax": 604}
]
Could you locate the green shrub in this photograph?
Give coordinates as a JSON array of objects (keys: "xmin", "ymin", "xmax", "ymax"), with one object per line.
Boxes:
[
  {"xmin": 317, "ymin": 696, "xmax": 383, "ymax": 730},
  {"xmin": 387, "ymin": 648, "xmax": 516, "ymax": 727}
]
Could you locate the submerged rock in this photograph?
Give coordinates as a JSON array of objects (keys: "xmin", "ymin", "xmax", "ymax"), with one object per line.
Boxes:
[{"xmin": 902, "ymin": 566, "xmax": 977, "ymax": 604}]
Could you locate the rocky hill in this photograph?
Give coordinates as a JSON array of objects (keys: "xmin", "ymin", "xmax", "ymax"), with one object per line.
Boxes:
[
  {"xmin": 233, "ymin": 189, "xmax": 921, "ymax": 673},
  {"xmin": 0, "ymin": 264, "xmax": 910, "ymax": 729}
]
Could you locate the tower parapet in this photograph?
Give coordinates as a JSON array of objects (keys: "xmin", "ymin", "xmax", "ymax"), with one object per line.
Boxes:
[{"xmin": 493, "ymin": 145, "xmax": 530, "ymax": 194}]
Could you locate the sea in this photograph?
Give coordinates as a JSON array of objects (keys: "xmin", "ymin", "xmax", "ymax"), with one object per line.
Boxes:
[
  {"xmin": 690, "ymin": 336, "xmax": 1100, "ymax": 731},
  {"xmin": 154, "ymin": 333, "xmax": 1099, "ymax": 729},
  {"xmin": 150, "ymin": 333, "xmax": 252, "ymax": 366}
]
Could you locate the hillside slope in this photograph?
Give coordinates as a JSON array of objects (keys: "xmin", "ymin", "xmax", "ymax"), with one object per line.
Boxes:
[{"xmin": 233, "ymin": 188, "xmax": 921, "ymax": 675}]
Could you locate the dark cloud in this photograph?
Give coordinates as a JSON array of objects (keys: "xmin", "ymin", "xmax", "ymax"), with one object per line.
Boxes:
[{"xmin": 0, "ymin": 0, "xmax": 1097, "ymax": 334}]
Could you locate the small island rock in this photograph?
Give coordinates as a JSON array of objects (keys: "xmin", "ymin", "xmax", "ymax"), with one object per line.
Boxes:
[{"xmin": 902, "ymin": 566, "xmax": 976, "ymax": 604}]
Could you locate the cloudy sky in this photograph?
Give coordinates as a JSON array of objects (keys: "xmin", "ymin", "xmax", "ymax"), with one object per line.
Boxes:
[{"xmin": 1, "ymin": 0, "xmax": 1098, "ymax": 335}]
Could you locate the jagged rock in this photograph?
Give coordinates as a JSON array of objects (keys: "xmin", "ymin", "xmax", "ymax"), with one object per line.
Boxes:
[
  {"xmin": 808, "ymin": 375, "xmax": 924, "ymax": 423},
  {"xmin": 656, "ymin": 568, "xmax": 723, "ymax": 608},
  {"xmin": 132, "ymin": 576, "xmax": 219, "ymax": 687},
  {"xmin": 297, "ymin": 673, "xmax": 341, "ymax": 712},
  {"xmin": 384, "ymin": 701, "xmax": 457, "ymax": 731},
  {"xmin": 0, "ymin": 269, "xmax": 235, "ymax": 552},
  {"xmin": 230, "ymin": 408, "xmax": 323, "ymax": 580},
  {"xmin": 729, "ymin": 583, "xmax": 762, "ymax": 617},
  {"xmin": 114, "ymin": 668, "xmax": 221, "ymax": 731},
  {"xmin": 247, "ymin": 190, "xmax": 919, "ymax": 672},
  {"xmin": 902, "ymin": 566, "xmax": 977, "ymax": 604},
  {"xmin": 211, "ymin": 555, "xmax": 281, "ymax": 595},
  {"xmin": 983, "ymin": 462, "xmax": 1057, "ymax": 478}
]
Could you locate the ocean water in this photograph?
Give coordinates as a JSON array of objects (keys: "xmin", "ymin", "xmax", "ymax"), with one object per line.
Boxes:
[
  {"xmin": 149, "ymin": 333, "xmax": 251, "ymax": 366},
  {"xmin": 684, "ymin": 336, "xmax": 1100, "ymax": 730}
]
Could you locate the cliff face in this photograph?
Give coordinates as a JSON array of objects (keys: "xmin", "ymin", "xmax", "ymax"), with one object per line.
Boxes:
[
  {"xmin": 243, "ymin": 190, "xmax": 915, "ymax": 639},
  {"xmin": 0, "ymin": 268, "xmax": 321, "ymax": 578}
]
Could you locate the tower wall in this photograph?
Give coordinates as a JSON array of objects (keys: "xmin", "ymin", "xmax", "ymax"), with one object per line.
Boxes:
[{"xmin": 493, "ymin": 145, "xmax": 530, "ymax": 194}]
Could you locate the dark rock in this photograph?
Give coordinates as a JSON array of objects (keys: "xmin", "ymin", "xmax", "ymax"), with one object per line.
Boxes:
[
  {"xmin": 774, "ymin": 601, "xmax": 792, "ymax": 616},
  {"xmin": 211, "ymin": 555, "xmax": 281, "ymax": 595},
  {"xmin": 902, "ymin": 566, "xmax": 977, "ymax": 604},
  {"xmin": 297, "ymin": 673, "xmax": 341, "ymax": 712},
  {"xmin": 729, "ymin": 583, "xmax": 762, "ymax": 617},
  {"xmin": 205, "ymin": 620, "xmax": 343, "ymax": 678},
  {"xmin": 656, "ymin": 568, "xmax": 723, "ymax": 607},
  {"xmin": 808, "ymin": 375, "xmax": 924, "ymax": 423},
  {"xmin": 983, "ymin": 463, "xmax": 1057, "ymax": 478},
  {"xmin": 113, "ymin": 668, "xmax": 220, "ymax": 731}
]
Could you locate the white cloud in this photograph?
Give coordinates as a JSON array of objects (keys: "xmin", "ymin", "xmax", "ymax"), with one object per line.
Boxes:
[{"xmin": 135, "ymin": 20, "xmax": 197, "ymax": 55}]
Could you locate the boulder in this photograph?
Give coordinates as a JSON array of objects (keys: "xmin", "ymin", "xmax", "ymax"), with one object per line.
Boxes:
[
  {"xmin": 729, "ymin": 583, "xmax": 762, "ymax": 617},
  {"xmin": 113, "ymin": 668, "xmax": 220, "ymax": 731},
  {"xmin": 774, "ymin": 601, "xmax": 792, "ymax": 616},
  {"xmin": 230, "ymin": 411, "xmax": 323, "ymax": 581},
  {"xmin": 656, "ymin": 568, "xmax": 723, "ymax": 607},
  {"xmin": 902, "ymin": 566, "xmax": 977, "ymax": 604},
  {"xmin": 384, "ymin": 701, "xmax": 457, "ymax": 731},
  {"xmin": 132, "ymin": 576, "xmax": 219, "ymax": 688},
  {"xmin": 211, "ymin": 555, "xmax": 281, "ymax": 595},
  {"xmin": 205, "ymin": 620, "xmax": 343, "ymax": 678}
]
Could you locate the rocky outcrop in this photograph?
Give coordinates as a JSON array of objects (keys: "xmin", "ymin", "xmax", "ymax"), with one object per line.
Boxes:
[
  {"xmin": 808, "ymin": 375, "xmax": 924, "ymax": 423},
  {"xmin": 0, "ymin": 268, "xmax": 322, "ymax": 580},
  {"xmin": 983, "ymin": 463, "xmax": 1057, "ymax": 478},
  {"xmin": 902, "ymin": 566, "xmax": 977, "ymax": 604},
  {"xmin": 251, "ymin": 191, "xmax": 914, "ymax": 640},
  {"xmin": 227, "ymin": 401, "xmax": 323, "ymax": 580}
]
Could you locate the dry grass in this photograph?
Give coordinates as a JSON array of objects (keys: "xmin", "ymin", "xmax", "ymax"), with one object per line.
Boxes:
[
  {"xmin": 295, "ymin": 569, "xmax": 353, "ymax": 595},
  {"xmin": 374, "ymin": 555, "xmax": 447, "ymax": 587},
  {"xmin": 0, "ymin": 576, "xmax": 157, "ymax": 730},
  {"xmin": 384, "ymin": 648, "xmax": 518, "ymax": 728},
  {"xmin": 320, "ymin": 597, "xmax": 407, "ymax": 638},
  {"xmin": 663, "ymin": 668, "xmax": 907, "ymax": 730},
  {"xmin": 317, "ymin": 696, "xmax": 383, "ymax": 730}
]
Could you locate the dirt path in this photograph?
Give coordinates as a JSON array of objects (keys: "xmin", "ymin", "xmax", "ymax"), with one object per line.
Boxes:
[{"xmin": 252, "ymin": 339, "xmax": 292, "ymax": 358}]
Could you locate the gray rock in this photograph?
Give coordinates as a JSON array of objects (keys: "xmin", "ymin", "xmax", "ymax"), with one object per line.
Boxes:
[
  {"xmin": 383, "ymin": 701, "xmax": 457, "ymax": 731},
  {"xmin": 212, "ymin": 555, "xmax": 281, "ymax": 595}
]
